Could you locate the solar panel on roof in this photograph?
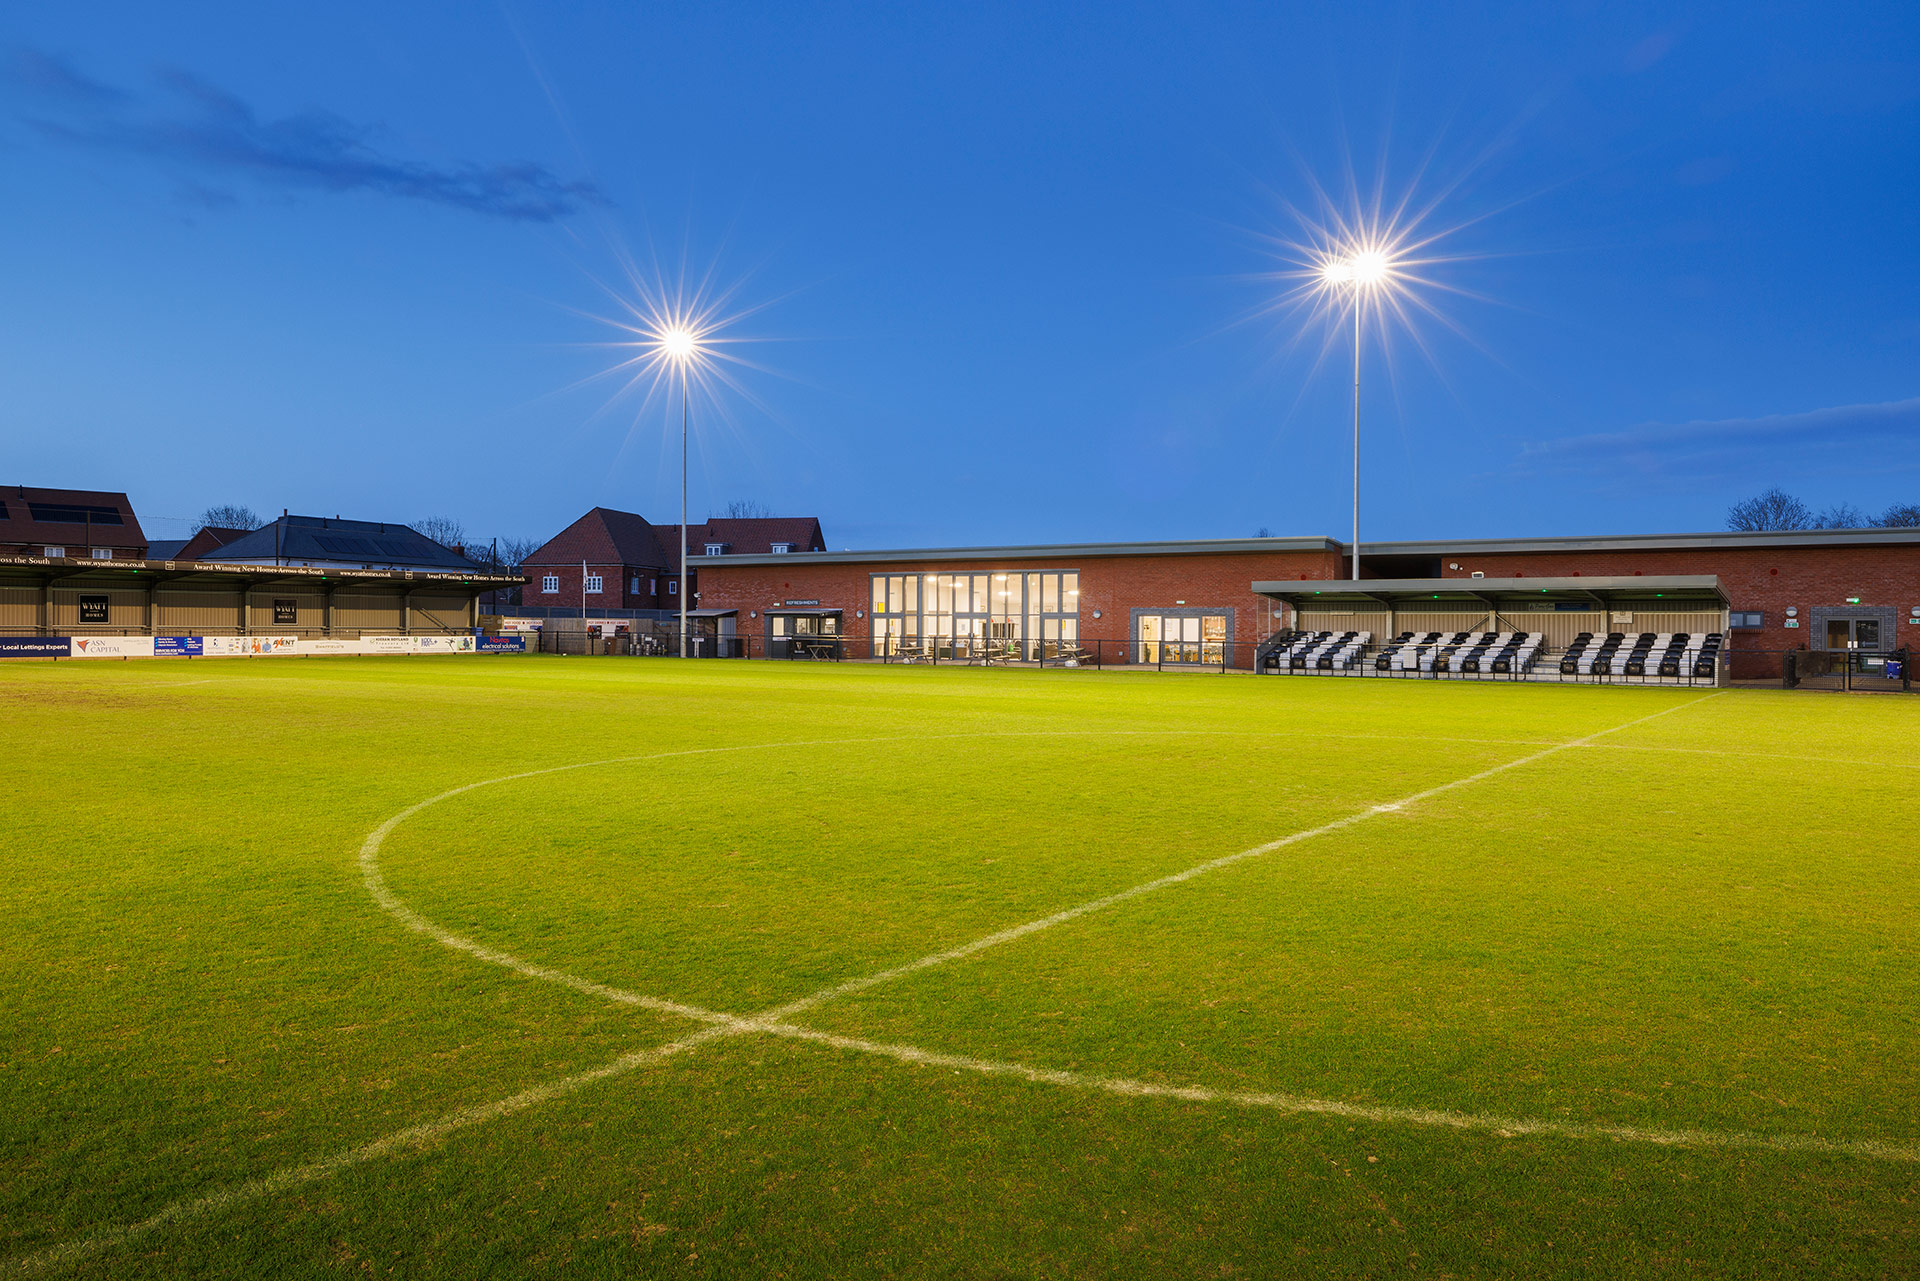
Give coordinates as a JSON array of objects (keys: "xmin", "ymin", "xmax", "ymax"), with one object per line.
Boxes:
[{"xmin": 27, "ymin": 502, "xmax": 124, "ymax": 525}]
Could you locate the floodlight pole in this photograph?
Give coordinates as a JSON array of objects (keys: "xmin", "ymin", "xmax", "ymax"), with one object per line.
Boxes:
[
  {"xmin": 1350, "ymin": 296, "xmax": 1361, "ymax": 584},
  {"xmin": 679, "ymin": 373, "xmax": 689, "ymax": 660}
]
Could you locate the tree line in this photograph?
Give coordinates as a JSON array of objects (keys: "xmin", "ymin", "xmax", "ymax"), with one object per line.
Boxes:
[{"xmin": 1726, "ymin": 490, "xmax": 1920, "ymax": 532}]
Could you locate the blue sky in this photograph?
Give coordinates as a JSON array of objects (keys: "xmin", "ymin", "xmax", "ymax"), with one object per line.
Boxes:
[{"xmin": 5, "ymin": 3, "xmax": 1917, "ymax": 550}]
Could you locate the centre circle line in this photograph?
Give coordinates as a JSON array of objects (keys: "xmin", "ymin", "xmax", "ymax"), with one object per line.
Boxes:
[{"xmin": 47, "ymin": 691, "xmax": 1868, "ymax": 1277}]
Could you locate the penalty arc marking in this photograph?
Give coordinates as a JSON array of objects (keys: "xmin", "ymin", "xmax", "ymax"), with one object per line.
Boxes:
[{"xmin": 17, "ymin": 693, "xmax": 1920, "ymax": 1277}]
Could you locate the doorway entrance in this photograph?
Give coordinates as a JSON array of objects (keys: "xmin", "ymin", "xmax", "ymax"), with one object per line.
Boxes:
[
  {"xmin": 1136, "ymin": 613, "xmax": 1227, "ymax": 664},
  {"xmin": 1825, "ymin": 617, "xmax": 1882, "ymax": 650}
]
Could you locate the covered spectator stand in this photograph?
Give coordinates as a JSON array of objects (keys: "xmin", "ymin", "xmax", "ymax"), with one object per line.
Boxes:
[{"xmin": 1252, "ymin": 576, "xmax": 1730, "ymax": 683}]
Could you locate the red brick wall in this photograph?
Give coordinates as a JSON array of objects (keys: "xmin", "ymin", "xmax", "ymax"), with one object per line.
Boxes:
[
  {"xmin": 1437, "ymin": 545, "xmax": 1920, "ymax": 658},
  {"xmin": 524, "ymin": 561, "xmax": 682, "ymax": 611},
  {"xmin": 697, "ymin": 539, "xmax": 1919, "ymax": 675},
  {"xmin": 696, "ymin": 547, "xmax": 1346, "ymax": 655}
]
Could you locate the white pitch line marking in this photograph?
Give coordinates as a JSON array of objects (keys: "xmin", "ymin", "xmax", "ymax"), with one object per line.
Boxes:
[
  {"xmin": 61, "ymin": 689, "xmax": 1911, "ymax": 1277},
  {"xmin": 743, "ymin": 1021, "xmax": 1920, "ymax": 1165},
  {"xmin": 1, "ymin": 1024, "xmax": 738, "ymax": 1277},
  {"xmin": 763, "ymin": 692, "xmax": 1723, "ymax": 1021}
]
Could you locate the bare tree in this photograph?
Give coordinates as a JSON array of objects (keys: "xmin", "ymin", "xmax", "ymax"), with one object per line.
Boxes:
[
  {"xmin": 482, "ymin": 535, "xmax": 543, "ymax": 570},
  {"xmin": 1726, "ymin": 488, "xmax": 1812, "ymax": 532},
  {"xmin": 1811, "ymin": 502, "xmax": 1868, "ymax": 529},
  {"xmin": 413, "ymin": 516, "xmax": 467, "ymax": 550},
  {"xmin": 716, "ymin": 499, "xmax": 773, "ymax": 519},
  {"xmin": 1255, "ymin": 526, "xmax": 1274, "ymax": 538},
  {"xmin": 196, "ymin": 503, "xmax": 262, "ymax": 531},
  {"xmin": 1875, "ymin": 502, "xmax": 1920, "ymax": 528}
]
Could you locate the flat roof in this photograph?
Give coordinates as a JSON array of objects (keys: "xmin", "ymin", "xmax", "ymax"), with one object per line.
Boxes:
[
  {"xmin": 690, "ymin": 525, "xmax": 1918, "ymax": 569},
  {"xmin": 1355, "ymin": 528, "xmax": 1920, "ymax": 556},
  {"xmin": 693, "ymin": 535, "xmax": 1340, "ymax": 567},
  {"xmin": 1253, "ymin": 575, "xmax": 1729, "ymax": 607}
]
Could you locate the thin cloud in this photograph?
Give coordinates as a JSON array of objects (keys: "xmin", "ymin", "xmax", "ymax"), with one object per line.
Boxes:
[
  {"xmin": 7, "ymin": 49, "xmax": 602, "ymax": 222},
  {"xmin": 1513, "ymin": 397, "xmax": 1920, "ymax": 488}
]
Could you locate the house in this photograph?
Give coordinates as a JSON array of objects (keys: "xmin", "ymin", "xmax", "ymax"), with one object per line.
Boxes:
[
  {"xmin": 193, "ymin": 513, "xmax": 486, "ymax": 572},
  {"xmin": 0, "ymin": 486, "xmax": 148, "ymax": 561},
  {"xmin": 521, "ymin": 507, "xmax": 825, "ymax": 613}
]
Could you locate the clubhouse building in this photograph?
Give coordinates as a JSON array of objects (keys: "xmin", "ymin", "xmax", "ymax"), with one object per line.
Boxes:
[{"xmin": 687, "ymin": 525, "xmax": 1920, "ymax": 677}]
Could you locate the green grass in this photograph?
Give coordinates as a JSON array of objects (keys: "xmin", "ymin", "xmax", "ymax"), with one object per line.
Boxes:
[{"xmin": 2, "ymin": 656, "xmax": 1916, "ymax": 1278}]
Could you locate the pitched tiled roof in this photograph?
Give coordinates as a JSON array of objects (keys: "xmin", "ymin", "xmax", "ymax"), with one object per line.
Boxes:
[
  {"xmin": 172, "ymin": 525, "xmax": 253, "ymax": 561},
  {"xmin": 525, "ymin": 508, "xmax": 826, "ymax": 567},
  {"xmin": 199, "ymin": 514, "xmax": 485, "ymax": 570},
  {"xmin": 684, "ymin": 517, "xmax": 826, "ymax": 554},
  {"xmin": 0, "ymin": 485, "xmax": 147, "ymax": 554}
]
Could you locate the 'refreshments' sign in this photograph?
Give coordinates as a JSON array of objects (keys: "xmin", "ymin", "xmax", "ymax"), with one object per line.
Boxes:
[{"xmin": 781, "ymin": 599, "xmax": 821, "ymax": 607}]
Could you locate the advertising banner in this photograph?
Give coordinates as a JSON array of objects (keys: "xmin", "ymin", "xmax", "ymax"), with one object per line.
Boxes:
[
  {"xmin": 247, "ymin": 636, "xmax": 299, "ymax": 655},
  {"xmin": 364, "ymin": 635, "xmax": 414, "ymax": 654},
  {"xmin": 413, "ymin": 634, "xmax": 477, "ymax": 653},
  {"xmin": 0, "ymin": 636, "xmax": 71, "ymax": 658},
  {"xmin": 199, "ymin": 636, "xmax": 250, "ymax": 656},
  {"xmin": 477, "ymin": 635, "xmax": 526, "ymax": 652},
  {"xmin": 295, "ymin": 638, "xmax": 363, "ymax": 655},
  {"xmin": 153, "ymin": 636, "xmax": 205, "ymax": 657},
  {"xmin": 70, "ymin": 636, "xmax": 156, "ymax": 658},
  {"xmin": 497, "ymin": 618, "xmax": 543, "ymax": 633}
]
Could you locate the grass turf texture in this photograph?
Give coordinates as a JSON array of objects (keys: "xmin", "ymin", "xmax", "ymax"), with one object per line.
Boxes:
[{"xmin": 2, "ymin": 656, "xmax": 1916, "ymax": 1278}]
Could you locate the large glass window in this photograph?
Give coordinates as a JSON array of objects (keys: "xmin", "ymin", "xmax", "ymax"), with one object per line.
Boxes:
[
  {"xmin": 1137, "ymin": 613, "xmax": 1226, "ymax": 664},
  {"xmin": 868, "ymin": 570, "xmax": 1078, "ymax": 659}
]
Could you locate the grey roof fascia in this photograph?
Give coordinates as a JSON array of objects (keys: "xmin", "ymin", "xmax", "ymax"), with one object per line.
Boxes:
[
  {"xmin": 1253, "ymin": 575, "xmax": 1728, "ymax": 605},
  {"xmin": 692, "ymin": 535, "xmax": 1339, "ymax": 568},
  {"xmin": 1352, "ymin": 528, "xmax": 1920, "ymax": 556}
]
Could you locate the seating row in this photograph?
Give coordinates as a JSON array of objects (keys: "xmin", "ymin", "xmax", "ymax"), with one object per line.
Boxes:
[
  {"xmin": 1558, "ymin": 631, "xmax": 1724, "ymax": 677},
  {"xmin": 1262, "ymin": 629, "xmax": 1373, "ymax": 671},
  {"xmin": 1372, "ymin": 631, "xmax": 1542, "ymax": 674}
]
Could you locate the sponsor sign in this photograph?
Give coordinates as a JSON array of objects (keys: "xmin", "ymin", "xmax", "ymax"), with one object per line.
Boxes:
[
  {"xmin": 497, "ymin": 617, "xmax": 543, "ymax": 633},
  {"xmin": 153, "ymin": 636, "xmax": 204, "ymax": 657},
  {"xmin": 364, "ymin": 635, "xmax": 414, "ymax": 654},
  {"xmin": 0, "ymin": 636, "xmax": 70, "ymax": 658},
  {"xmin": 295, "ymin": 638, "xmax": 360, "ymax": 655},
  {"xmin": 248, "ymin": 636, "xmax": 298, "ymax": 655},
  {"xmin": 477, "ymin": 635, "xmax": 526, "ymax": 652},
  {"xmin": 273, "ymin": 599, "xmax": 299, "ymax": 625},
  {"xmin": 70, "ymin": 636, "xmax": 156, "ymax": 658},
  {"xmin": 79, "ymin": 596, "xmax": 111, "ymax": 624},
  {"xmin": 199, "ymin": 636, "xmax": 250, "ymax": 656}
]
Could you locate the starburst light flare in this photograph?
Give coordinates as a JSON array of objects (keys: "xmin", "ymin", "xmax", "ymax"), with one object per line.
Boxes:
[
  {"xmin": 561, "ymin": 241, "xmax": 789, "ymax": 660},
  {"xmin": 1246, "ymin": 160, "xmax": 1502, "ymax": 586}
]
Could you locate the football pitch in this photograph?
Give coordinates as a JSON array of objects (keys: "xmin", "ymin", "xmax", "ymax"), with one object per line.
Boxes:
[{"xmin": 2, "ymin": 657, "xmax": 1916, "ymax": 1278}]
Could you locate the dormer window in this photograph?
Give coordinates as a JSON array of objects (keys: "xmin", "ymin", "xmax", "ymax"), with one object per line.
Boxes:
[
  {"xmin": 771, "ymin": 542, "xmax": 792, "ymax": 554},
  {"xmin": 705, "ymin": 542, "xmax": 726, "ymax": 556}
]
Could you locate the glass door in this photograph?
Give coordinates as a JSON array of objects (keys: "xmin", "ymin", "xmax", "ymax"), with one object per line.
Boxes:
[{"xmin": 1138, "ymin": 616, "xmax": 1160, "ymax": 664}]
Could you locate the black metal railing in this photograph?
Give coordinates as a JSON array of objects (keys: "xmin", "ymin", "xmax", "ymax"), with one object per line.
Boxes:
[
  {"xmin": 1784, "ymin": 647, "xmax": 1911, "ymax": 692},
  {"xmin": 527, "ymin": 629, "xmax": 1916, "ymax": 693}
]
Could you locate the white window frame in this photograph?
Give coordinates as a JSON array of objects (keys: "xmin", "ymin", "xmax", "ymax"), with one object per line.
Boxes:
[
  {"xmin": 44, "ymin": 546, "xmax": 65, "ymax": 558},
  {"xmin": 668, "ymin": 579, "xmax": 678, "ymax": 596},
  {"xmin": 770, "ymin": 542, "xmax": 792, "ymax": 554},
  {"xmin": 91, "ymin": 548, "xmax": 113, "ymax": 560},
  {"xmin": 541, "ymin": 574, "xmax": 559, "ymax": 594},
  {"xmin": 705, "ymin": 542, "xmax": 725, "ymax": 556},
  {"xmin": 584, "ymin": 574, "xmax": 604, "ymax": 594}
]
